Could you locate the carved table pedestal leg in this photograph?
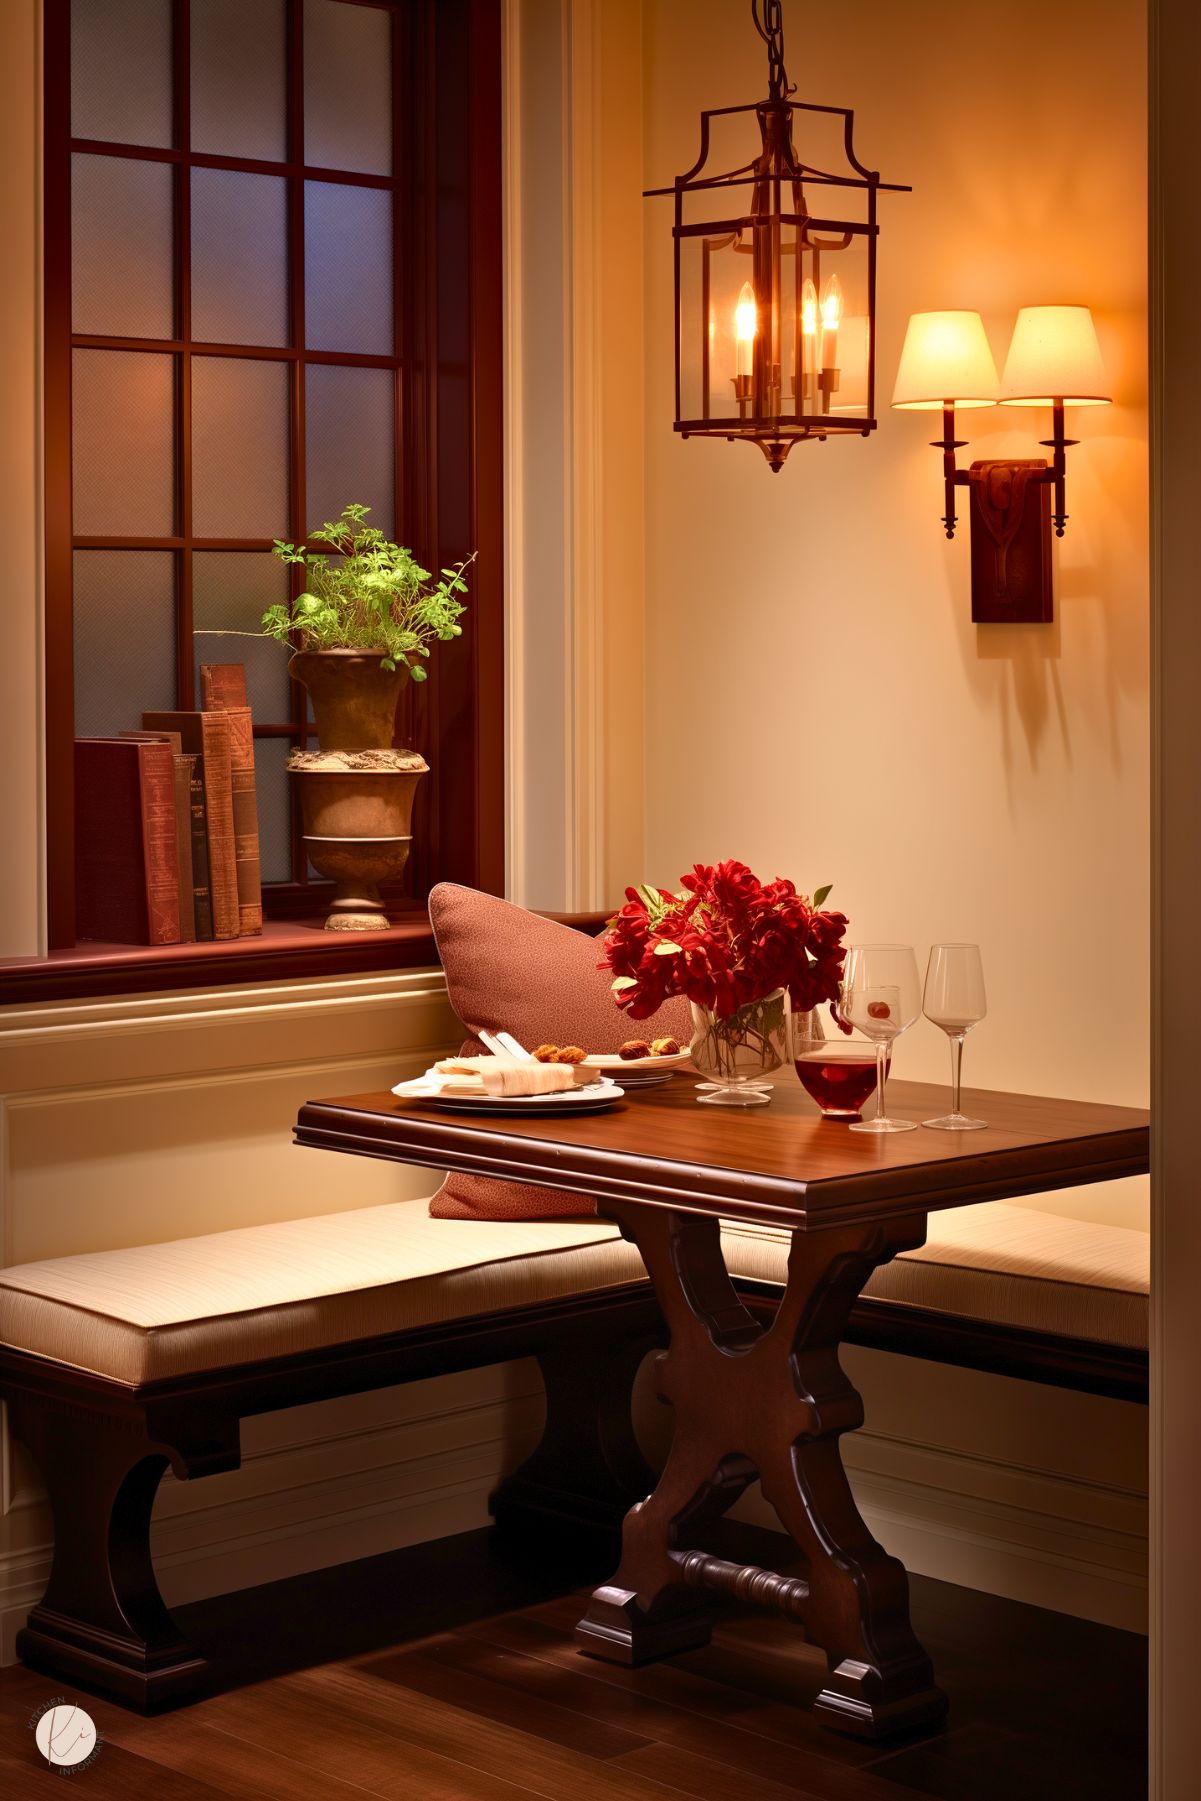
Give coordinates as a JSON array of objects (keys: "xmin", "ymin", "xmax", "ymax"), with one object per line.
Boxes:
[{"xmin": 575, "ymin": 1205, "xmax": 948, "ymax": 1741}]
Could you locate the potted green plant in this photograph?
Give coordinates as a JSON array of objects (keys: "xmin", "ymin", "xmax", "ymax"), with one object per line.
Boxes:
[
  {"xmin": 251, "ymin": 504, "xmax": 474, "ymax": 932},
  {"xmin": 266, "ymin": 502, "xmax": 472, "ymax": 750}
]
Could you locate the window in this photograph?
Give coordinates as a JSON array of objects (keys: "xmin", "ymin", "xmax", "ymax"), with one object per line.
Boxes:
[{"xmin": 43, "ymin": 0, "xmax": 503, "ymax": 948}]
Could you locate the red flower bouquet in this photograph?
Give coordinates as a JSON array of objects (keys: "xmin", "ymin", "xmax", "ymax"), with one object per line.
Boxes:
[{"xmin": 600, "ymin": 860, "xmax": 849, "ymax": 1023}]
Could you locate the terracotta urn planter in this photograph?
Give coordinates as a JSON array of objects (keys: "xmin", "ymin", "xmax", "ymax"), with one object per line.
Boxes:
[
  {"xmin": 286, "ymin": 651, "xmax": 428, "ymax": 932},
  {"xmin": 288, "ymin": 649, "xmax": 407, "ymax": 751}
]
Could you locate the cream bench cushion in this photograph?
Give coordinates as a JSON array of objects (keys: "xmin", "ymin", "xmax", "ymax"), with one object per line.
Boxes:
[
  {"xmin": 723, "ymin": 1201, "xmax": 1150, "ymax": 1350},
  {"xmin": 0, "ymin": 1203, "xmax": 646, "ymax": 1387},
  {"xmin": 0, "ymin": 1197, "xmax": 1149, "ymax": 1392}
]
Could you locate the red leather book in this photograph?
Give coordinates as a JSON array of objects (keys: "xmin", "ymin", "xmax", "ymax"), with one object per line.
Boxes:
[
  {"xmin": 143, "ymin": 711, "xmax": 240, "ymax": 940},
  {"xmin": 199, "ymin": 665, "xmax": 263, "ymax": 936},
  {"xmin": 74, "ymin": 739, "xmax": 181, "ymax": 945},
  {"xmin": 121, "ymin": 732, "xmax": 194, "ymax": 942}
]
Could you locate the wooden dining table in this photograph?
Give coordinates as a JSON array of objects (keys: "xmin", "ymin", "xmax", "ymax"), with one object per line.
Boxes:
[{"xmin": 294, "ymin": 1075, "xmax": 1149, "ymax": 1742}]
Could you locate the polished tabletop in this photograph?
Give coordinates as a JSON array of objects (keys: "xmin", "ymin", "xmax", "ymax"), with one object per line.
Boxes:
[{"xmin": 295, "ymin": 1077, "xmax": 1149, "ymax": 1232}]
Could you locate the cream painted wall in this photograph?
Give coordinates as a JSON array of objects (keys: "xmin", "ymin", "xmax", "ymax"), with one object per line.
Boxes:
[{"xmin": 640, "ymin": 0, "xmax": 1150, "ymax": 1229}]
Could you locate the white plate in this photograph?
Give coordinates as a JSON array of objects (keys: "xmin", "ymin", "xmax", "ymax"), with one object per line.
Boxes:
[
  {"xmin": 392, "ymin": 1074, "xmax": 624, "ymax": 1112},
  {"xmin": 592, "ymin": 1067, "xmax": 678, "ymax": 1089},
  {"xmin": 581, "ymin": 1048, "xmax": 692, "ymax": 1073}
]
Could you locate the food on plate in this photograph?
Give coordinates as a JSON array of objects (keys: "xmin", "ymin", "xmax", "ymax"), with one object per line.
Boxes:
[
  {"xmin": 532, "ymin": 1042, "xmax": 588, "ymax": 1065},
  {"xmin": 434, "ymin": 1055, "xmax": 580, "ymax": 1096},
  {"xmin": 531, "ymin": 1043, "xmax": 561, "ymax": 1062},
  {"xmin": 478, "ymin": 1061, "xmax": 576, "ymax": 1096},
  {"xmin": 557, "ymin": 1045, "xmax": 586, "ymax": 1065},
  {"xmin": 651, "ymin": 1036, "xmax": 680, "ymax": 1057},
  {"xmin": 618, "ymin": 1039, "xmax": 652, "ymax": 1060}
]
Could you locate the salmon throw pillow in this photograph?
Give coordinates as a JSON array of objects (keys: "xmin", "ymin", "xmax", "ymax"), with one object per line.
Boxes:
[{"xmin": 427, "ymin": 884, "xmax": 690, "ymax": 1219}]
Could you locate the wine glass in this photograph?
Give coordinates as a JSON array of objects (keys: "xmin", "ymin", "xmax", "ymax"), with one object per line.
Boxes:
[
  {"xmin": 841, "ymin": 945, "xmax": 921, "ymax": 1134},
  {"xmin": 922, "ymin": 944, "xmax": 988, "ymax": 1130}
]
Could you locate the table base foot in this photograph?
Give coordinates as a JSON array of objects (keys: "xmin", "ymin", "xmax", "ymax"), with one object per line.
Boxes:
[
  {"xmin": 814, "ymin": 1674, "xmax": 949, "ymax": 1741},
  {"xmin": 575, "ymin": 1585, "xmax": 712, "ymax": 1666}
]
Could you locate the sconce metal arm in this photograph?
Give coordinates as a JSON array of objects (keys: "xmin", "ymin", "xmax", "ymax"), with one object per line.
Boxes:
[
  {"xmin": 932, "ymin": 403, "xmax": 971, "ymax": 539},
  {"xmin": 1037, "ymin": 400, "xmax": 1076, "ymax": 537},
  {"xmin": 932, "ymin": 398, "xmax": 1076, "ymax": 539}
]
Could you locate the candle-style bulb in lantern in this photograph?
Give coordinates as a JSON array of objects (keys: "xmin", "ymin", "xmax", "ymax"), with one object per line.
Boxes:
[
  {"xmin": 733, "ymin": 280, "xmax": 757, "ymax": 410},
  {"xmin": 735, "ymin": 281, "xmax": 757, "ymax": 379},
  {"xmin": 819, "ymin": 272, "xmax": 843, "ymax": 412}
]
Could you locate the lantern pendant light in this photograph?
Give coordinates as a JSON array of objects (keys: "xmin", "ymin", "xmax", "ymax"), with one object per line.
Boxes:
[{"xmin": 646, "ymin": 0, "xmax": 908, "ymax": 472}]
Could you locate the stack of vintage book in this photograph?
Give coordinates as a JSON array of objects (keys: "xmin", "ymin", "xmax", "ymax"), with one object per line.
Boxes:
[{"xmin": 74, "ymin": 664, "xmax": 264, "ymax": 945}]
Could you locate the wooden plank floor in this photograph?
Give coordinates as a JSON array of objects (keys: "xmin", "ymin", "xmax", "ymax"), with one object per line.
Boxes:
[{"xmin": 0, "ymin": 1529, "xmax": 1146, "ymax": 1799}]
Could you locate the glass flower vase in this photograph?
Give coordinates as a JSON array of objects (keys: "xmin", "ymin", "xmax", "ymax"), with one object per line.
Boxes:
[{"xmin": 688, "ymin": 988, "xmax": 789, "ymax": 1106}]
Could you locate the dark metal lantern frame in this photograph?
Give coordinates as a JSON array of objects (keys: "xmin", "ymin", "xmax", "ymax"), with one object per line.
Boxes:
[{"xmin": 649, "ymin": 2, "xmax": 907, "ymax": 472}]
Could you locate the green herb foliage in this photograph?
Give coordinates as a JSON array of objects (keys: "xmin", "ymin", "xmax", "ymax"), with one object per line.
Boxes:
[{"xmin": 264, "ymin": 504, "xmax": 471, "ymax": 678}]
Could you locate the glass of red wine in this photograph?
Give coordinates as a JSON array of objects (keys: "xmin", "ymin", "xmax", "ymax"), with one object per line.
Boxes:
[{"xmin": 792, "ymin": 1012, "xmax": 886, "ymax": 1120}]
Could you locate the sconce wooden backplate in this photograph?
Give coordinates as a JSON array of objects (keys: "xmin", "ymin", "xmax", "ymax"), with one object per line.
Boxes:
[{"xmin": 968, "ymin": 458, "xmax": 1053, "ymax": 623}]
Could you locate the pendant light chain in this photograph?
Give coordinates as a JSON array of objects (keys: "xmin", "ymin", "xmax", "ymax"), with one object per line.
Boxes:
[{"xmin": 751, "ymin": 0, "xmax": 795, "ymax": 101}]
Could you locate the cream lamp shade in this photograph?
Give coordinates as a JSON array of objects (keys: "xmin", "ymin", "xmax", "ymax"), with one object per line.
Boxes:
[
  {"xmin": 891, "ymin": 310, "xmax": 999, "ymax": 410},
  {"xmin": 998, "ymin": 305, "xmax": 1110, "ymax": 407}
]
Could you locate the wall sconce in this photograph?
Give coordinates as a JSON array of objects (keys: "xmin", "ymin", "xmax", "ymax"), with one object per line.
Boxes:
[{"xmin": 892, "ymin": 305, "xmax": 1111, "ymax": 622}]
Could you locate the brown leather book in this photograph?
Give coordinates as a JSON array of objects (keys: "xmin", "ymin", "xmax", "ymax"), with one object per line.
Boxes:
[
  {"xmin": 200, "ymin": 666, "xmax": 262, "ymax": 936},
  {"xmin": 75, "ymin": 739, "xmax": 181, "ymax": 945},
  {"xmin": 171, "ymin": 754, "xmax": 197, "ymax": 942},
  {"xmin": 188, "ymin": 758, "xmax": 215, "ymax": 941},
  {"xmin": 122, "ymin": 732, "xmax": 194, "ymax": 942},
  {"xmin": 143, "ymin": 711, "xmax": 240, "ymax": 940},
  {"xmin": 199, "ymin": 663, "xmax": 249, "ymax": 710}
]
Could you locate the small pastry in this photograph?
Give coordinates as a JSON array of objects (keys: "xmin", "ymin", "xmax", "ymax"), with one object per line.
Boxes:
[
  {"xmin": 556, "ymin": 1045, "xmax": 587, "ymax": 1065},
  {"xmin": 618, "ymin": 1039, "xmax": 652, "ymax": 1060},
  {"xmin": 532, "ymin": 1043, "xmax": 561, "ymax": 1062},
  {"xmin": 651, "ymin": 1036, "xmax": 680, "ymax": 1057}
]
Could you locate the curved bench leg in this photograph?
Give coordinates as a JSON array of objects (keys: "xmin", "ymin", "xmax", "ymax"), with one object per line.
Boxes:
[
  {"xmin": 8, "ymin": 1391, "xmax": 239, "ymax": 1711},
  {"xmin": 491, "ymin": 1324, "xmax": 660, "ymax": 1549}
]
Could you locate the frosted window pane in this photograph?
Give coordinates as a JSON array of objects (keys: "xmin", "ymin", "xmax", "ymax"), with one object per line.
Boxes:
[
  {"xmin": 254, "ymin": 737, "xmax": 294, "ymax": 883},
  {"xmin": 191, "ymin": 0, "xmax": 287, "ymax": 163},
  {"xmin": 193, "ymin": 553, "xmax": 292, "ymax": 723},
  {"xmin": 72, "ymin": 155, "xmax": 175, "ymax": 339},
  {"xmin": 304, "ymin": 364, "xmax": 394, "ymax": 537},
  {"xmin": 304, "ymin": 0, "xmax": 391, "ymax": 176},
  {"xmin": 72, "ymin": 350, "xmax": 176, "ymax": 536},
  {"xmin": 191, "ymin": 357, "xmax": 289, "ymax": 539},
  {"xmin": 71, "ymin": 0, "xmax": 173, "ymax": 148},
  {"xmin": 304, "ymin": 183, "xmax": 393, "ymax": 354},
  {"xmin": 73, "ymin": 551, "xmax": 177, "ymax": 736},
  {"xmin": 192, "ymin": 169, "xmax": 289, "ymax": 348}
]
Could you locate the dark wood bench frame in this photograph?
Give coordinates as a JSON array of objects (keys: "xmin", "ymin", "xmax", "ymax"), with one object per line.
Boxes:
[{"xmin": 0, "ymin": 1282, "xmax": 662, "ymax": 1711}]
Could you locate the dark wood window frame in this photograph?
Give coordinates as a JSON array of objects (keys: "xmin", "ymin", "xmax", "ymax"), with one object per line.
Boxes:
[{"xmin": 32, "ymin": 0, "xmax": 504, "ymax": 987}]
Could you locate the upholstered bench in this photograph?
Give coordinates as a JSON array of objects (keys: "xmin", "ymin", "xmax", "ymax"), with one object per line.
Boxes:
[
  {"xmin": 0, "ymin": 1194, "xmax": 1148, "ymax": 1712},
  {"xmin": 0, "ymin": 1202, "xmax": 656, "ymax": 1709}
]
